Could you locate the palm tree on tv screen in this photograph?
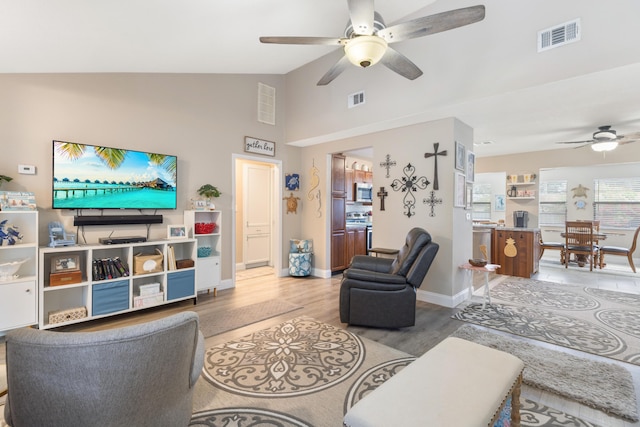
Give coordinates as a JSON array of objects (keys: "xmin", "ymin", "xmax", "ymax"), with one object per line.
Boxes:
[{"xmin": 55, "ymin": 142, "xmax": 176, "ymax": 182}]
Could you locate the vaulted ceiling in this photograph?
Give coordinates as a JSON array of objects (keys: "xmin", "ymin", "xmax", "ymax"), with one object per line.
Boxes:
[{"xmin": 2, "ymin": 0, "xmax": 640, "ymax": 157}]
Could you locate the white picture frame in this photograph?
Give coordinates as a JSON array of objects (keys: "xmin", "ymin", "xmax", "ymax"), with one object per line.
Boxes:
[
  {"xmin": 454, "ymin": 172, "xmax": 466, "ymax": 208},
  {"xmin": 466, "ymin": 151, "xmax": 475, "ymax": 183},
  {"xmin": 455, "ymin": 141, "xmax": 466, "ymax": 171},
  {"xmin": 167, "ymin": 225, "xmax": 187, "ymax": 239}
]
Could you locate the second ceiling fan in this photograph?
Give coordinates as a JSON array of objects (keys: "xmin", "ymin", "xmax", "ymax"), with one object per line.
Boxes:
[
  {"xmin": 260, "ymin": 1, "xmax": 486, "ymax": 85},
  {"xmin": 556, "ymin": 125, "xmax": 640, "ymax": 152}
]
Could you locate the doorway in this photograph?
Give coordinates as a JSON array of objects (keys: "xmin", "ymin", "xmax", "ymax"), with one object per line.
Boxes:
[{"xmin": 233, "ymin": 155, "xmax": 281, "ymax": 283}]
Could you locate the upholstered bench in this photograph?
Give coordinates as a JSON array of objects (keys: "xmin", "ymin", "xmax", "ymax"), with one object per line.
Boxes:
[{"xmin": 343, "ymin": 337, "xmax": 525, "ymax": 427}]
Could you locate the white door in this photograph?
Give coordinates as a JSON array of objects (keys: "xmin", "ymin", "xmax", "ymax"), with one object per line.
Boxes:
[{"xmin": 243, "ymin": 163, "xmax": 272, "ymax": 267}]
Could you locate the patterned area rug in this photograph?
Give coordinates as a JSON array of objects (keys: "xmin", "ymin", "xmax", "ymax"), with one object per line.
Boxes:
[
  {"xmin": 452, "ymin": 324, "xmax": 637, "ymax": 421},
  {"xmin": 188, "ymin": 316, "xmax": 599, "ymax": 427},
  {"xmin": 198, "ymin": 299, "xmax": 303, "ymax": 338},
  {"xmin": 454, "ymin": 277, "xmax": 640, "ymax": 365}
]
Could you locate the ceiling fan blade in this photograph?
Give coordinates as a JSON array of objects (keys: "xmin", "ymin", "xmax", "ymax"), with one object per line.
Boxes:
[
  {"xmin": 618, "ymin": 131, "xmax": 640, "ymax": 142},
  {"xmin": 317, "ymin": 55, "xmax": 351, "ymax": 86},
  {"xmin": 379, "ymin": 47, "xmax": 423, "ymax": 80},
  {"xmin": 378, "ymin": 5, "xmax": 486, "ymax": 43},
  {"xmin": 556, "ymin": 140, "xmax": 595, "ymax": 145},
  {"xmin": 259, "ymin": 36, "xmax": 345, "ymax": 46},
  {"xmin": 347, "ymin": 0, "xmax": 375, "ymax": 35}
]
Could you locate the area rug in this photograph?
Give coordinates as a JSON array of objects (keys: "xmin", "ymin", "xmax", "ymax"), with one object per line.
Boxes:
[
  {"xmin": 453, "ymin": 277, "xmax": 640, "ymax": 365},
  {"xmin": 188, "ymin": 316, "xmax": 600, "ymax": 427},
  {"xmin": 199, "ymin": 299, "xmax": 303, "ymax": 338},
  {"xmin": 451, "ymin": 324, "xmax": 638, "ymax": 421}
]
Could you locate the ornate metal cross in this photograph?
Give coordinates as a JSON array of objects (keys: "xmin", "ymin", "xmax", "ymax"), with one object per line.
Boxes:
[
  {"xmin": 390, "ymin": 163, "xmax": 430, "ymax": 218},
  {"xmin": 423, "ymin": 190, "xmax": 443, "ymax": 217},
  {"xmin": 377, "ymin": 186, "xmax": 388, "ymax": 211},
  {"xmin": 424, "ymin": 142, "xmax": 447, "ymax": 190},
  {"xmin": 379, "ymin": 154, "xmax": 397, "ymax": 178}
]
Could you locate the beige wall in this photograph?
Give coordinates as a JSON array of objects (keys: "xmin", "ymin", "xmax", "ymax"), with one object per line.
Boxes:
[
  {"xmin": 300, "ymin": 117, "xmax": 475, "ymax": 306},
  {"xmin": 0, "ymin": 73, "xmax": 301, "ymax": 282}
]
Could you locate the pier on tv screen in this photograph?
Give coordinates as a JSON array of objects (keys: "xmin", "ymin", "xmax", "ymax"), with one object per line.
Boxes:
[{"xmin": 52, "ymin": 140, "xmax": 177, "ymax": 210}]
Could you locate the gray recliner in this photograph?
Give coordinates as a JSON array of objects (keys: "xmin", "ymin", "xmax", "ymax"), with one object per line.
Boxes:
[
  {"xmin": 4, "ymin": 311, "xmax": 205, "ymax": 427},
  {"xmin": 339, "ymin": 227, "xmax": 439, "ymax": 328}
]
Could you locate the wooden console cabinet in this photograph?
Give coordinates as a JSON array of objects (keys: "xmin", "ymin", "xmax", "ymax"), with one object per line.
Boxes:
[{"xmin": 491, "ymin": 228, "xmax": 541, "ymax": 278}]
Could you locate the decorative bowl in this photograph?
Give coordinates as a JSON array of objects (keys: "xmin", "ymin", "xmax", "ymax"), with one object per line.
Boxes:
[
  {"xmin": 468, "ymin": 258, "xmax": 487, "ymax": 267},
  {"xmin": 0, "ymin": 258, "xmax": 28, "ymax": 280}
]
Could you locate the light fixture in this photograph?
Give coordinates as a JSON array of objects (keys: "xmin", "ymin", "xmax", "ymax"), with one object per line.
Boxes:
[
  {"xmin": 591, "ymin": 141, "xmax": 618, "ymax": 152},
  {"xmin": 344, "ymin": 36, "xmax": 388, "ymax": 68}
]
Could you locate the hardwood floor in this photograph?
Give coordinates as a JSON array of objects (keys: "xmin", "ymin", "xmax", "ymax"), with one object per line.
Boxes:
[{"xmin": 2, "ymin": 260, "xmax": 640, "ymax": 426}]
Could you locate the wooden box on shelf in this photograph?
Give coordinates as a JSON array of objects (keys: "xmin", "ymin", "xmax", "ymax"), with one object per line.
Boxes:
[{"xmin": 49, "ymin": 270, "xmax": 82, "ymax": 287}]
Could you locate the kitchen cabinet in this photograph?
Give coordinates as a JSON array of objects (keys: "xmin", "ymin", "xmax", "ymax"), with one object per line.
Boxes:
[
  {"xmin": 331, "ymin": 154, "xmax": 348, "ymax": 272},
  {"xmin": 346, "ymin": 168, "xmax": 354, "ymax": 202},
  {"xmin": 492, "ymin": 228, "xmax": 540, "ymax": 278},
  {"xmin": 347, "ymin": 225, "xmax": 367, "ymax": 264}
]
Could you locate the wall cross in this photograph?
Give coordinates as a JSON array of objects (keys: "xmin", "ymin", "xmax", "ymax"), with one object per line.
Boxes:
[
  {"xmin": 379, "ymin": 154, "xmax": 397, "ymax": 178},
  {"xmin": 423, "ymin": 190, "xmax": 443, "ymax": 217},
  {"xmin": 424, "ymin": 142, "xmax": 447, "ymax": 190},
  {"xmin": 377, "ymin": 186, "xmax": 388, "ymax": 211}
]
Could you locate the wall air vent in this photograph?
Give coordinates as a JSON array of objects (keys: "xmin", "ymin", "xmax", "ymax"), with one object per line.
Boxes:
[
  {"xmin": 538, "ymin": 18, "xmax": 581, "ymax": 52},
  {"xmin": 257, "ymin": 82, "xmax": 276, "ymax": 125},
  {"xmin": 348, "ymin": 91, "xmax": 365, "ymax": 108}
]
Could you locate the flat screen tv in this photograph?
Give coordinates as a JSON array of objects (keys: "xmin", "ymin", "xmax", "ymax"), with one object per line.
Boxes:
[{"xmin": 52, "ymin": 140, "xmax": 177, "ymax": 210}]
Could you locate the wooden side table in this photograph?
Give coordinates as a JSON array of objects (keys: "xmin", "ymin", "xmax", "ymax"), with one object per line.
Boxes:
[
  {"xmin": 459, "ymin": 263, "xmax": 500, "ymax": 308},
  {"xmin": 368, "ymin": 247, "xmax": 399, "ymax": 257}
]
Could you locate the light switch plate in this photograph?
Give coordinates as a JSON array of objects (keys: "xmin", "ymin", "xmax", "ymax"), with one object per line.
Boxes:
[{"xmin": 18, "ymin": 164, "xmax": 36, "ymax": 174}]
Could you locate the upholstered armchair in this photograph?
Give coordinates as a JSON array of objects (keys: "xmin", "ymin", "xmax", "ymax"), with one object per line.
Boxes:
[
  {"xmin": 4, "ymin": 311, "xmax": 205, "ymax": 427},
  {"xmin": 339, "ymin": 227, "xmax": 439, "ymax": 328}
]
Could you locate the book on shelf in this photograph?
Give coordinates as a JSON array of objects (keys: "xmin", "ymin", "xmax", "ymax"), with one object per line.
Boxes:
[
  {"xmin": 92, "ymin": 257, "xmax": 130, "ymax": 281},
  {"xmin": 167, "ymin": 245, "xmax": 177, "ymax": 270}
]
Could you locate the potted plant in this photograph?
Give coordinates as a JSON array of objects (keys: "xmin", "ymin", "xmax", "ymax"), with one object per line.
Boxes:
[
  {"xmin": 0, "ymin": 174, "xmax": 12, "ymax": 188},
  {"xmin": 197, "ymin": 184, "xmax": 221, "ymax": 210}
]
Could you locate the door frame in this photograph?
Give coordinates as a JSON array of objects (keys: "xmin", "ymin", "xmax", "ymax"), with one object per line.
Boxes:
[{"xmin": 232, "ymin": 154, "xmax": 283, "ymax": 283}]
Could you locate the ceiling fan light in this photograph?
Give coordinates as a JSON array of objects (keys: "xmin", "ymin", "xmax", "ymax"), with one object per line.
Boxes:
[
  {"xmin": 591, "ymin": 141, "xmax": 618, "ymax": 152},
  {"xmin": 344, "ymin": 36, "xmax": 387, "ymax": 68}
]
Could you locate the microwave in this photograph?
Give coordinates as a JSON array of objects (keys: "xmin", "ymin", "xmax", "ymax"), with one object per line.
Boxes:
[{"xmin": 355, "ymin": 183, "xmax": 373, "ymax": 202}]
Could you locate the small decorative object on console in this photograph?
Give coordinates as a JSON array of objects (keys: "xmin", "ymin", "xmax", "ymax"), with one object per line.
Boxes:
[
  {"xmin": 468, "ymin": 258, "xmax": 488, "ymax": 267},
  {"xmin": 194, "ymin": 222, "xmax": 216, "ymax": 234},
  {"xmin": 0, "ymin": 219, "xmax": 23, "ymax": 245},
  {"xmin": 48, "ymin": 306, "xmax": 88, "ymax": 324},
  {"xmin": 0, "ymin": 258, "xmax": 28, "ymax": 280},
  {"xmin": 48, "ymin": 221, "xmax": 76, "ymax": 247}
]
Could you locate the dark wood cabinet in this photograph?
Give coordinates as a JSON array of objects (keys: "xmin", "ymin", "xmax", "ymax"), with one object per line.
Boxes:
[
  {"xmin": 331, "ymin": 154, "xmax": 347, "ymax": 272},
  {"xmin": 345, "ymin": 168, "xmax": 354, "ymax": 202},
  {"xmin": 346, "ymin": 225, "xmax": 367, "ymax": 265},
  {"xmin": 492, "ymin": 228, "xmax": 540, "ymax": 278}
]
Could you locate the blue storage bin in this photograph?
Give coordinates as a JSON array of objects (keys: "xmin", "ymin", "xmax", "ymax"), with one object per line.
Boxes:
[
  {"xmin": 167, "ymin": 270, "xmax": 195, "ymax": 300},
  {"xmin": 92, "ymin": 280, "xmax": 129, "ymax": 316}
]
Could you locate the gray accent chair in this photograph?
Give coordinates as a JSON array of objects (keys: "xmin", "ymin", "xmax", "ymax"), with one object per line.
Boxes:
[
  {"xmin": 4, "ymin": 311, "xmax": 205, "ymax": 427},
  {"xmin": 340, "ymin": 227, "xmax": 439, "ymax": 328}
]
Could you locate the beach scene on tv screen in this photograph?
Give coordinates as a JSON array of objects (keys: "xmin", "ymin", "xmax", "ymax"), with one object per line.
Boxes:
[{"xmin": 53, "ymin": 141, "xmax": 177, "ymax": 209}]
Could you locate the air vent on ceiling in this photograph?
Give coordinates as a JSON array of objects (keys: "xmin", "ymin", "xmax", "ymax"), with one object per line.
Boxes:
[
  {"xmin": 348, "ymin": 91, "xmax": 365, "ymax": 108},
  {"xmin": 537, "ymin": 18, "xmax": 581, "ymax": 52},
  {"xmin": 257, "ymin": 82, "xmax": 276, "ymax": 125}
]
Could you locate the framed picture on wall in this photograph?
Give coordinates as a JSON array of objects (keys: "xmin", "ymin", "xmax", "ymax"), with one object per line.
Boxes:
[
  {"xmin": 466, "ymin": 151, "xmax": 475, "ymax": 183},
  {"xmin": 455, "ymin": 141, "xmax": 465, "ymax": 171},
  {"xmin": 454, "ymin": 172, "xmax": 466, "ymax": 207},
  {"xmin": 495, "ymin": 194, "xmax": 506, "ymax": 212},
  {"xmin": 465, "ymin": 183, "xmax": 473, "ymax": 210}
]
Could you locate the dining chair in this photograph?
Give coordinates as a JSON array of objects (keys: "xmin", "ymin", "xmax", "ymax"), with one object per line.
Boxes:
[
  {"xmin": 539, "ymin": 234, "xmax": 565, "ymax": 264},
  {"xmin": 565, "ymin": 220, "xmax": 599, "ymax": 271},
  {"xmin": 599, "ymin": 225, "xmax": 640, "ymax": 273}
]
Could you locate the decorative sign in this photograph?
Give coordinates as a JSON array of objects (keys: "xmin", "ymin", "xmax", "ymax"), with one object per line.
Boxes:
[{"xmin": 244, "ymin": 136, "xmax": 275, "ymax": 157}]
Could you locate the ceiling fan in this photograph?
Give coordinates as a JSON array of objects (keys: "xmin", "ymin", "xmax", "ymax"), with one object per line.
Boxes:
[
  {"xmin": 556, "ymin": 125, "xmax": 640, "ymax": 152},
  {"xmin": 259, "ymin": 1, "xmax": 485, "ymax": 86}
]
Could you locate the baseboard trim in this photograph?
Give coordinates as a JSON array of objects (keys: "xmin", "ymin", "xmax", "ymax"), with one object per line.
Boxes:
[{"xmin": 416, "ymin": 288, "xmax": 469, "ymax": 308}]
